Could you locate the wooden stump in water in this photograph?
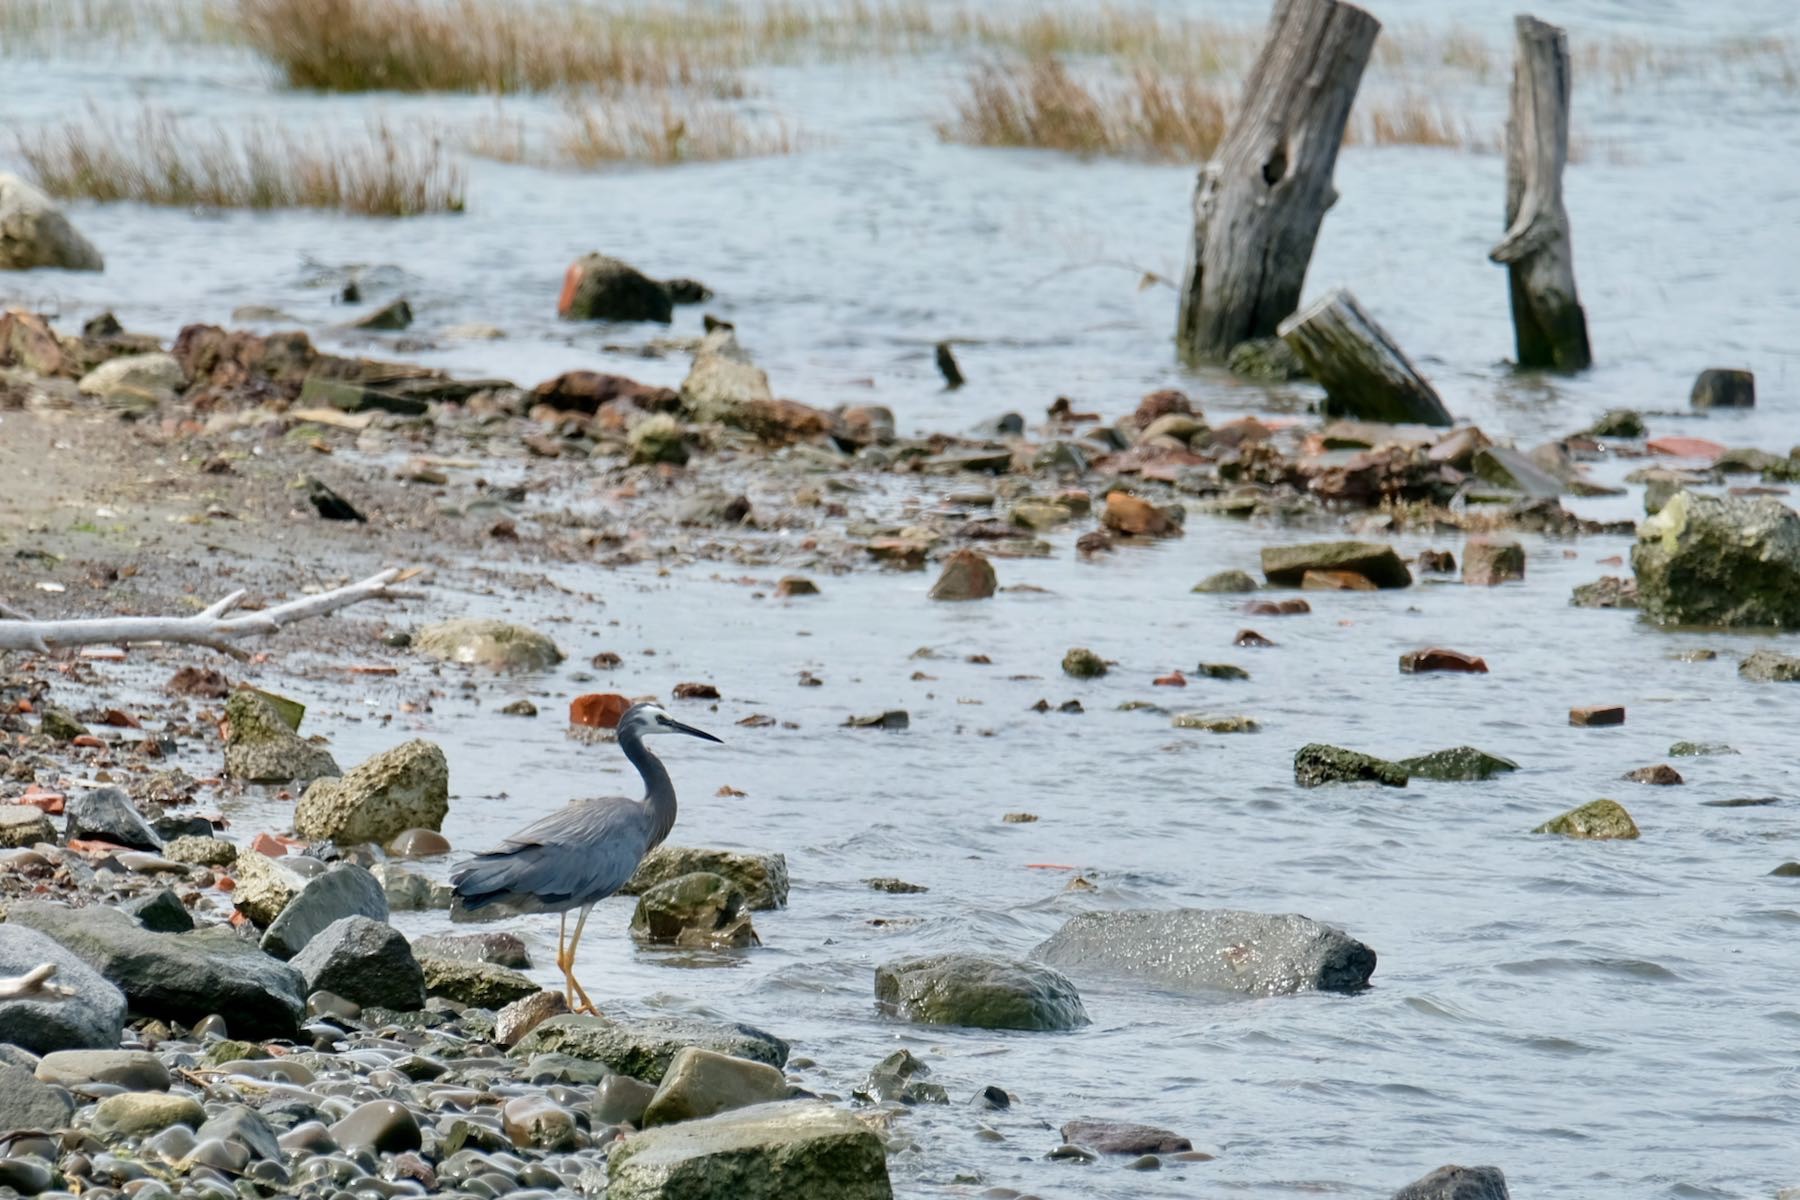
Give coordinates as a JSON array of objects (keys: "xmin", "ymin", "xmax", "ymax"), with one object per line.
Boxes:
[
  {"xmin": 1490, "ymin": 15, "xmax": 1591, "ymax": 371},
  {"xmin": 1278, "ymin": 289, "xmax": 1452, "ymax": 426},
  {"xmin": 1174, "ymin": 0, "xmax": 1379, "ymax": 364}
]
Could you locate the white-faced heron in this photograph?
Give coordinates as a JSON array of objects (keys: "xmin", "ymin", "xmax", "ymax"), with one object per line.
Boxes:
[{"xmin": 450, "ymin": 700, "xmax": 721, "ymax": 1013}]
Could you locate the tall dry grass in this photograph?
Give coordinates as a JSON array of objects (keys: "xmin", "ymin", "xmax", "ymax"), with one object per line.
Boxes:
[
  {"xmin": 16, "ymin": 109, "xmax": 465, "ymax": 216},
  {"xmin": 0, "ymin": 0, "xmax": 225, "ymax": 49},
  {"xmin": 467, "ymin": 99, "xmax": 796, "ymax": 169}
]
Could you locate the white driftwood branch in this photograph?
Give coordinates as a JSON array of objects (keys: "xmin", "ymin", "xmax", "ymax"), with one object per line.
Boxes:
[
  {"xmin": 0, "ymin": 600, "xmax": 34, "ymax": 621},
  {"xmin": 0, "ymin": 568, "xmax": 419, "ymax": 658},
  {"xmin": 0, "ymin": 963, "xmax": 76, "ymax": 1002}
]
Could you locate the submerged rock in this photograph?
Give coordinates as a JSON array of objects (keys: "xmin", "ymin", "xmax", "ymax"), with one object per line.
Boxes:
[
  {"xmin": 415, "ymin": 618, "xmax": 564, "ymax": 670},
  {"xmin": 1192, "ymin": 569, "xmax": 1259, "ymax": 594},
  {"xmin": 0, "ymin": 924, "xmax": 126, "ymax": 1053},
  {"xmin": 558, "ymin": 252, "xmax": 674, "ymax": 323},
  {"xmin": 858, "ymin": 1048, "xmax": 945, "ymax": 1104},
  {"xmin": 1393, "ymin": 1164, "xmax": 1512, "ymax": 1199},
  {"xmin": 1397, "ymin": 747, "xmax": 1518, "ymax": 782},
  {"xmin": 512, "ymin": 1012, "xmax": 789, "ymax": 1082},
  {"xmin": 928, "ymin": 548, "xmax": 997, "ymax": 601},
  {"xmin": 223, "ymin": 691, "xmax": 340, "ymax": 785},
  {"xmin": 1062, "ymin": 647, "xmax": 1107, "ymax": 678},
  {"xmin": 873, "ymin": 953, "xmax": 1089, "ymax": 1031},
  {"xmin": 630, "ymin": 872, "xmax": 759, "ymax": 949},
  {"xmin": 1226, "ymin": 336, "xmax": 1306, "ymax": 381},
  {"xmin": 1294, "ymin": 744, "xmax": 1408, "ymax": 788},
  {"xmin": 1670, "ymin": 741, "xmax": 1737, "ymax": 758},
  {"xmin": 1533, "ymin": 799, "xmax": 1639, "ymax": 840},
  {"xmin": 642, "ymin": 1046, "xmax": 790, "ymax": 1127},
  {"xmin": 606, "ymin": 1101, "xmax": 891, "ymax": 1200},
  {"xmin": 1461, "ymin": 538, "xmax": 1525, "ymax": 586},
  {"xmin": 1739, "ymin": 649, "xmax": 1800, "ymax": 682},
  {"xmin": 0, "ymin": 173, "xmax": 104, "ymax": 270},
  {"xmin": 1632, "ymin": 492, "xmax": 1800, "ymax": 628},
  {"xmin": 1571, "ymin": 576, "xmax": 1637, "ymax": 609},
  {"xmin": 1035, "ymin": 908, "xmax": 1376, "ymax": 995},
  {"xmin": 294, "ymin": 739, "xmax": 448, "ymax": 846},
  {"xmin": 1261, "ymin": 542, "xmax": 1411, "ymax": 588},
  {"xmin": 623, "ymin": 846, "xmax": 789, "ymax": 911},
  {"xmin": 6, "ymin": 902, "xmax": 304, "ymax": 1037},
  {"xmin": 1060, "ymin": 1118, "xmax": 1192, "ymax": 1156}
]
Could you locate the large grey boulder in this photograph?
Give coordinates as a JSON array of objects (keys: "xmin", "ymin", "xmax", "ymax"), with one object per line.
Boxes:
[
  {"xmin": 293, "ymin": 740, "xmax": 448, "ymax": 846},
  {"xmin": 288, "ymin": 915, "xmax": 425, "ymax": 1010},
  {"xmin": 223, "ymin": 692, "xmax": 340, "ymax": 785},
  {"xmin": 873, "ymin": 954, "xmax": 1088, "ymax": 1031},
  {"xmin": 0, "ymin": 1062, "xmax": 74, "ymax": 1132},
  {"xmin": 0, "ymin": 173, "xmax": 103, "ymax": 271},
  {"xmin": 6, "ymin": 901, "xmax": 305, "ymax": 1038},
  {"xmin": 1632, "ymin": 491, "xmax": 1800, "ymax": 627},
  {"xmin": 1393, "ymin": 1164, "xmax": 1511, "ymax": 1199},
  {"xmin": 623, "ymin": 845, "xmax": 789, "ymax": 910},
  {"xmin": 606, "ymin": 1101, "xmax": 891, "ymax": 1200},
  {"xmin": 1033, "ymin": 909, "xmax": 1376, "ymax": 996},
  {"xmin": 414, "ymin": 619, "xmax": 563, "ymax": 670},
  {"xmin": 511, "ymin": 1012, "xmax": 788, "ymax": 1083},
  {"xmin": 65, "ymin": 786, "xmax": 162, "ymax": 850},
  {"xmin": 0, "ymin": 924, "xmax": 126, "ymax": 1053},
  {"xmin": 260, "ymin": 863, "xmax": 389, "ymax": 959}
]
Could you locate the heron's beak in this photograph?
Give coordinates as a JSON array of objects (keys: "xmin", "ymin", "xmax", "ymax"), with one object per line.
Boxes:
[{"xmin": 666, "ymin": 717, "xmax": 723, "ymax": 743}]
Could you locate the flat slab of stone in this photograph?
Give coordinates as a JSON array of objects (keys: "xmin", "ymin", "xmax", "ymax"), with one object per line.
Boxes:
[
  {"xmin": 511, "ymin": 1012, "xmax": 788, "ymax": 1083},
  {"xmin": 1261, "ymin": 541, "xmax": 1412, "ymax": 588},
  {"xmin": 1059, "ymin": 1118, "xmax": 1192, "ymax": 1155},
  {"xmin": 606, "ymin": 1100, "xmax": 892, "ymax": 1200},
  {"xmin": 1033, "ymin": 908, "xmax": 1376, "ymax": 996}
]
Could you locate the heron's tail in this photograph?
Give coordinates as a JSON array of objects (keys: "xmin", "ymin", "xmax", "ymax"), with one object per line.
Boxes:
[{"xmin": 449, "ymin": 852, "xmax": 526, "ymax": 912}]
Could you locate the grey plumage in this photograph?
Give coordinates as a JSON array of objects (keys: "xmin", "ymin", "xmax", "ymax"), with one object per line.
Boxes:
[{"xmin": 449, "ymin": 700, "xmax": 721, "ymax": 1012}]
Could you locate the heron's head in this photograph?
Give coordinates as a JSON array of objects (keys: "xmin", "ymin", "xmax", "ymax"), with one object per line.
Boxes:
[{"xmin": 620, "ymin": 701, "xmax": 723, "ymax": 743}]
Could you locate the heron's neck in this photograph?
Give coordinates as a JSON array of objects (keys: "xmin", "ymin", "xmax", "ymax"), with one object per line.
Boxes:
[{"xmin": 620, "ymin": 728, "xmax": 678, "ymax": 847}]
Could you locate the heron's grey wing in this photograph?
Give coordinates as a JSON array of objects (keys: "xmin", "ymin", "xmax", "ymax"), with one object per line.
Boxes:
[{"xmin": 450, "ymin": 797, "xmax": 653, "ymax": 913}]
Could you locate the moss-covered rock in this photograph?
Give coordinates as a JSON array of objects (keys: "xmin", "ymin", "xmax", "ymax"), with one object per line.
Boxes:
[
  {"xmin": 1062, "ymin": 647, "xmax": 1107, "ymax": 678},
  {"xmin": 1739, "ymin": 649, "xmax": 1800, "ymax": 681},
  {"xmin": 630, "ymin": 872, "xmax": 759, "ymax": 949},
  {"xmin": 1533, "ymin": 799, "xmax": 1639, "ymax": 840},
  {"xmin": 414, "ymin": 619, "xmax": 564, "ymax": 670},
  {"xmin": 1632, "ymin": 491, "xmax": 1800, "ymax": 628},
  {"xmin": 294, "ymin": 740, "xmax": 448, "ymax": 846},
  {"xmin": 511, "ymin": 1012, "xmax": 788, "ymax": 1083},
  {"xmin": 606, "ymin": 1101, "xmax": 891, "ymax": 1200},
  {"xmin": 623, "ymin": 846, "xmax": 788, "ymax": 911},
  {"xmin": 418, "ymin": 956, "xmax": 538, "ymax": 1008},
  {"xmin": 1669, "ymin": 741, "xmax": 1738, "ymax": 757},
  {"xmin": 1227, "ymin": 337, "xmax": 1306, "ymax": 381},
  {"xmin": 1294, "ymin": 744, "xmax": 1408, "ymax": 788},
  {"xmin": 222, "ymin": 692, "xmax": 340, "ymax": 785},
  {"xmin": 1191, "ymin": 569, "xmax": 1259, "ymax": 594},
  {"xmin": 629, "ymin": 413, "xmax": 688, "ymax": 466},
  {"xmin": 873, "ymin": 953, "xmax": 1088, "ymax": 1031},
  {"xmin": 1397, "ymin": 746, "xmax": 1519, "ymax": 782},
  {"xmin": 1585, "ymin": 409, "xmax": 1645, "ymax": 439}
]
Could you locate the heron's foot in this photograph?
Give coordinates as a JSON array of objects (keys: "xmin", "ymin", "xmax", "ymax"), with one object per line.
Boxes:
[{"xmin": 568, "ymin": 974, "xmax": 603, "ymax": 1017}]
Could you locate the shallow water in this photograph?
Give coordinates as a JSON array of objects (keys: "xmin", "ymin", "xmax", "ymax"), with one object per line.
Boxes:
[{"xmin": 7, "ymin": 2, "xmax": 1800, "ymax": 1195}]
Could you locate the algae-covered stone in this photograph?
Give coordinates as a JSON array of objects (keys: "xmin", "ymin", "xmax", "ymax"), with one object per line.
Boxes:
[
  {"xmin": 1571, "ymin": 576, "xmax": 1637, "ymax": 609},
  {"xmin": 1670, "ymin": 741, "xmax": 1738, "ymax": 757},
  {"xmin": 1585, "ymin": 409, "xmax": 1645, "ymax": 439},
  {"xmin": 623, "ymin": 846, "xmax": 788, "ymax": 911},
  {"xmin": 642, "ymin": 1046, "xmax": 790, "ymax": 1127},
  {"xmin": 40, "ymin": 707, "xmax": 86, "ymax": 741},
  {"xmin": 1062, "ymin": 647, "xmax": 1107, "ymax": 678},
  {"xmin": 223, "ymin": 692, "xmax": 340, "ymax": 785},
  {"xmin": 606, "ymin": 1101, "xmax": 892, "ymax": 1200},
  {"xmin": 1397, "ymin": 746, "xmax": 1519, "ymax": 782},
  {"xmin": 1227, "ymin": 336, "xmax": 1306, "ymax": 381},
  {"xmin": 630, "ymin": 872, "xmax": 758, "ymax": 949},
  {"xmin": 1261, "ymin": 541, "xmax": 1412, "ymax": 588},
  {"xmin": 418, "ymin": 956, "xmax": 538, "ymax": 1008},
  {"xmin": 78, "ymin": 352, "xmax": 184, "ymax": 407},
  {"xmin": 1294, "ymin": 744, "xmax": 1408, "ymax": 788},
  {"xmin": 294, "ymin": 739, "xmax": 448, "ymax": 845},
  {"xmin": 873, "ymin": 954, "xmax": 1088, "ymax": 1031},
  {"xmin": 415, "ymin": 618, "xmax": 564, "ymax": 670},
  {"xmin": 92, "ymin": 1091, "xmax": 205, "ymax": 1139},
  {"xmin": 511, "ymin": 1012, "xmax": 788, "ymax": 1083},
  {"xmin": 1172, "ymin": 712, "xmax": 1258, "ymax": 732},
  {"xmin": 1034, "ymin": 908, "xmax": 1376, "ymax": 996},
  {"xmin": 630, "ymin": 413, "xmax": 689, "ymax": 466},
  {"xmin": 1632, "ymin": 491, "xmax": 1800, "ymax": 627},
  {"xmin": 1393, "ymin": 1164, "xmax": 1512, "ymax": 1200},
  {"xmin": 1533, "ymin": 799, "xmax": 1639, "ymax": 840},
  {"xmin": 164, "ymin": 835, "xmax": 237, "ymax": 867},
  {"xmin": 1739, "ymin": 649, "xmax": 1800, "ymax": 682},
  {"xmin": 1192, "ymin": 569, "xmax": 1259, "ymax": 594}
]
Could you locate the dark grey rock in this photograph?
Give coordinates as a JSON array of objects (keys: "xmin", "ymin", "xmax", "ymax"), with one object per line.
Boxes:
[
  {"xmin": 260, "ymin": 864, "xmax": 389, "ymax": 960},
  {"xmin": 1295, "ymin": 743, "xmax": 1409, "ymax": 788},
  {"xmin": 287, "ymin": 915, "xmax": 425, "ymax": 1011},
  {"xmin": 559, "ymin": 253, "xmax": 674, "ymax": 323},
  {"xmin": 119, "ymin": 889, "xmax": 194, "ymax": 933},
  {"xmin": 1033, "ymin": 908, "xmax": 1376, "ymax": 996},
  {"xmin": 412, "ymin": 931, "xmax": 530, "ymax": 969},
  {"xmin": 1633, "ymin": 492, "xmax": 1800, "ymax": 628},
  {"xmin": 1690, "ymin": 367, "xmax": 1754, "ymax": 409},
  {"xmin": 6, "ymin": 901, "xmax": 305, "ymax": 1038},
  {"xmin": 859, "ymin": 1049, "xmax": 946, "ymax": 1105},
  {"xmin": 66, "ymin": 786, "xmax": 162, "ymax": 850},
  {"xmin": 330, "ymin": 1099, "xmax": 422, "ymax": 1154},
  {"xmin": 196, "ymin": 1104, "xmax": 282, "ymax": 1161},
  {"xmin": 1059, "ymin": 1118, "xmax": 1191, "ymax": 1155},
  {"xmin": 873, "ymin": 954, "xmax": 1088, "ymax": 1031},
  {"xmin": 1393, "ymin": 1164, "xmax": 1511, "ymax": 1199},
  {"xmin": 1396, "ymin": 747, "xmax": 1518, "ymax": 782},
  {"xmin": 0, "ymin": 1062, "xmax": 74, "ymax": 1132},
  {"xmin": 0, "ymin": 924, "xmax": 126, "ymax": 1053}
]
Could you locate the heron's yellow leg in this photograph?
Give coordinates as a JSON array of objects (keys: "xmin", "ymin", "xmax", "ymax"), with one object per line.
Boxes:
[{"xmin": 565, "ymin": 904, "xmax": 602, "ymax": 1016}]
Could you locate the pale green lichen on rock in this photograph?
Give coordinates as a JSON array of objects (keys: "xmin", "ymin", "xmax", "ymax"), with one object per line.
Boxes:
[
  {"xmin": 1533, "ymin": 798, "xmax": 1639, "ymax": 840},
  {"xmin": 1172, "ymin": 713, "xmax": 1258, "ymax": 733},
  {"xmin": 1192, "ymin": 569, "xmax": 1259, "ymax": 594},
  {"xmin": 223, "ymin": 691, "xmax": 339, "ymax": 785},
  {"xmin": 1669, "ymin": 741, "xmax": 1738, "ymax": 757},
  {"xmin": 414, "ymin": 619, "xmax": 564, "ymax": 670}
]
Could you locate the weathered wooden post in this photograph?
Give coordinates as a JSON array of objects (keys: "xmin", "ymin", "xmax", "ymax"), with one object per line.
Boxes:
[
  {"xmin": 1489, "ymin": 14, "xmax": 1591, "ymax": 370},
  {"xmin": 1175, "ymin": 0, "xmax": 1380, "ymax": 365},
  {"xmin": 1278, "ymin": 289, "xmax": 1452, "ymax": 425}
]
